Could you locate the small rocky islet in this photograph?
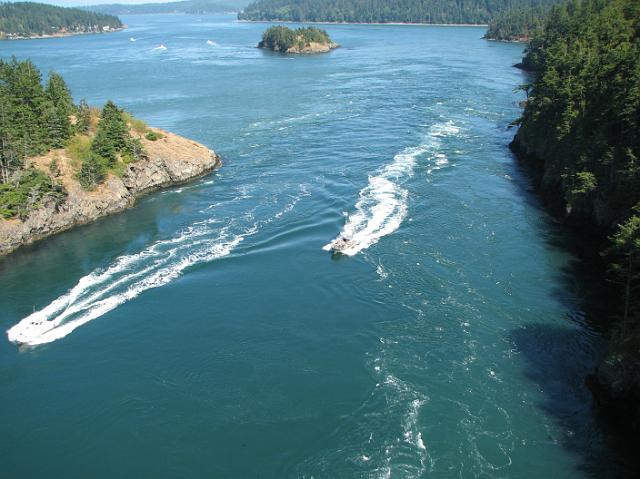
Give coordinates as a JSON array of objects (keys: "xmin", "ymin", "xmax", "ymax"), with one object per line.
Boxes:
[{"xmin": 258, "ymin": 25, "xmax": 339, "ymax": 54}]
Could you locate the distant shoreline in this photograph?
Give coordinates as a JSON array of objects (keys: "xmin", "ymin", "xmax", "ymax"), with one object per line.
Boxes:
[
  {"xmin": 0, "ymin": 26, "xmax": 125, "ymax": 41},
  {"xmin": 484, "ymin": 36, "xmax": 530, "ymax": 43},
  {"xmin": 238, "ymin": 19, "xmax": 488, "ymax": 27}
]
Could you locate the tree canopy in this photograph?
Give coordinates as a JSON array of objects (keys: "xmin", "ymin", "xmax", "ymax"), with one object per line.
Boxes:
[
  {"xmin": 484, "ymin": 3, "xmax": 554, "ymax": 41},
  {"xmin": 240, "ymin": 0, "xmax": 560, "ymax": 24},
  {"xmin": 82, "ymin": 0, "xmax": 249, "ymax": 16},
  {"xmin": 0, "ymin": 2, "xmax": 122, "ymax": 38},
  {"xmin": 259, "ymin": 25, "xmax": 332, "ymax": 51},
  {"xmin": 0, "ymin": 58, "xmax": 145, "ymax": 217},
  {"xmin": 513, "ymin": 0, "xmax": 640, "ymax": 361}
]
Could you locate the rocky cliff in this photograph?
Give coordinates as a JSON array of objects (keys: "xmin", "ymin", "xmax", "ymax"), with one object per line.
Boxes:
[
  {"xmin": 258, "ymin": 39, "xmax": 339, "ymax": 53},
  {"xmin": 282, "ymin": 40, "xmax": 339, "ymax": 54},
  {"xmin": 0, "ymin": 130, "xmax": 220, "ymax": 256}
]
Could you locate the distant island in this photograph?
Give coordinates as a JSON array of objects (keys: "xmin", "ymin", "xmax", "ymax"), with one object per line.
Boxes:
[
  {"xmin": 258, "ymin": 25, "xmax": 337, "ymax": 53},
  {"xmin": 0, "ymin": 2, "xmax": 123, "ymax": 40},
  {"xmin": 239, "ymin": 0, "xmax": 560, "ymax": 24},
  {"xmin": 82, "ymin": 0, "xmax": 249, "ymax": 16},
  {"xmin": 0, "ymin": 59, "xmax": 219, "ymax": 255}
]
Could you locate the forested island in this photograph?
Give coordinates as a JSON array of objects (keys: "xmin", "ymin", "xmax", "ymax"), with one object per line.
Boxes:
[
  {"xmin": 509, "ymin": 0, "xmax": 640, "ymax": 431},
  {"xmin": 239, "ymin": 0, "xmax": 558, "ymax": 24},
  {"xmin": 0, "ymin": 59, "xmax": 219, "ymax": 255},
  {"xmin": 0, "ymin": 2, "xmax": 122, "ymax": 40},
  {"xmin": 258, "ymin": 25, "xmax": 337, "ymax": 53},
  {"xmin": 82, "ymin": 0, "xmax": 248, "ymax": 16}
]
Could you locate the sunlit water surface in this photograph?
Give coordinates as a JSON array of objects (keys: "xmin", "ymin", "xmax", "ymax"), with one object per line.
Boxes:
[{"xmin": 0, "ymin": 14, "xmax": 621, "ymax": 478}]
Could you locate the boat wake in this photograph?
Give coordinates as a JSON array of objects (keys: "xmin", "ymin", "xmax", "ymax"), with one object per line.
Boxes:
[
  {"xmin": 290, "ymin": 349, "xmax": 431, "ymax": 478},
  {"xmin": 6, "ymin": 179, "xmax": 312, "ymax": 348},
  {"xmin": 324, "ymin": 121, "xmax": 460, "ymax": 256},
  {"xmin": 6, "ymin": 220, "xmax": 255, "ymax": 347}
]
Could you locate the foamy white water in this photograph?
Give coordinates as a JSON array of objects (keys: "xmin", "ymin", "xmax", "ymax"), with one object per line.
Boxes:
[
  {"xmin": 324, "ymin": 121, "xmax": 460, "ymax": 256},
  {"xmin": 7, "ymin": 222, "xmax": 256, "ymax": 346}
]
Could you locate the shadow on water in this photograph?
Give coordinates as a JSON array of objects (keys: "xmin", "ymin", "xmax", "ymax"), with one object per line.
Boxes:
[
  {"xmin": 510, "ymin": 320, "xmax": 640, "ymax": 478},
  {"xmin": 506, "ymin": 148, "xmax": 640, "ymax": 478}
]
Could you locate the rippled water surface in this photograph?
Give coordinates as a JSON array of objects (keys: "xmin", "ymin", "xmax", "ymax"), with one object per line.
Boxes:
[{"xmin": 0, "ymin": 14, "xmax": 618, "ymax": 478}]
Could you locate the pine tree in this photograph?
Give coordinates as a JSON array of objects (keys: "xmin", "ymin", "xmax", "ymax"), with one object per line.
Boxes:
[
  {"xmin": 46, "ymin": 72, "xmax": 73, "ymax": 115},
  {"xmin": 43, "ymin": 105, "xmax": 66, "ymax": 148},
  {"xmin": 75, "ymin": 99, "xmax": 91, "ymax": 134},
  {"xmin": 90, "ymin": 100, "xmax": 130, "ymax": 164},
  {"xmin": 44, "ymin": 71, "xmax": 73, "ymax": 145},
  {"xmin": 77, "ymin": 154, "xmax": 106, "ymax": 190},
  {"xmin": 609, "ymin": 208, "xmax": 640, "ymax": 326}
]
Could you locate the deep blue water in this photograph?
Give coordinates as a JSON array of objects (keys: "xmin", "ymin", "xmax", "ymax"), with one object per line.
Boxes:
[{"xmin": 0, "ymin": 14, "xmax": 619, "ymax": 478}]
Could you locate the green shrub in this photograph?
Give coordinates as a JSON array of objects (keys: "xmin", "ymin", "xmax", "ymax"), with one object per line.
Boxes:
[
  {"xmin": 75, "ymin": 99, "xmax": 91, "ymax": 134},
  {"xmin": 77, "ymin": 154, "xmax": 107, "ymax": 190},
  {"xmin": 0, "ymin": 167, "xmax": 66, "ymax": 219},
  {"xmin": 49, "ymin": 158, "xmax": 61, "ymax": 177},
  {"xmin": 122, "ymin": 137, "xmax": 145, "ymax": 163},
  {"xmin": 145, "ymin": 130, "xmax": 160, "ymax": 141}
]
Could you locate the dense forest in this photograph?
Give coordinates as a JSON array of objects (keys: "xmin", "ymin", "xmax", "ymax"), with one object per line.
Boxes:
[
  {"xmin": 484, "ymin": 4, "xmax": 552, "ymax": 41},
  {"xmin": 0, "ymin": 59, "xmax": 145, "ymax": 218},
  {"xmin": 0, "ymin": 2, "xmax": 122, "ymax": 39},
  {"xmin": 510, "ymin": 0, "xmax": 640, "ymax": 427},
  {"xmin": 259, "ymin": 25, "xmax": 332, "ymax": 51},
  {"xmin": 239, "ymin": 0, "xmax": 559, "ymax": 24},
  {"xmin": 83, "ymin": 0, "xmax": 249, "ymax": 16}
]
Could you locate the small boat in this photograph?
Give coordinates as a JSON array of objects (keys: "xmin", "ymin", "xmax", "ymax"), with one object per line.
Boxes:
[{"xmin": 331, "ymin": 236, "xmax": 355, "ymax": 253}]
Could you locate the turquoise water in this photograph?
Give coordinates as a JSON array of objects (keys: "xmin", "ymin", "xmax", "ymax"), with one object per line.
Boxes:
[{"xmin": 0, "ymin": 14, "xmax": 621, "ymax": 478}]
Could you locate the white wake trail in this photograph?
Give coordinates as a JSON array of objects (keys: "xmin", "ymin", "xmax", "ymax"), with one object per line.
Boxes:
[
  {"xmin": 7, "ymin": 222, "xmax": 256, "ymax": 347},
  {"xmin": 324, "ymin": 121, "xmax": 460, "ymax": 256}
]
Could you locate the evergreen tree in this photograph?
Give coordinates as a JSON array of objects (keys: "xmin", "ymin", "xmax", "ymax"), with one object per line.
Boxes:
[
  {"xmin": 1, "ymin": 58, "xmax": 49, "ymax": 157},
  {"xmin": 75, "ymin": 99, "xmax": 91, "ymax": 134},
  {"xmin": 46, "ymin": 72, "xmax": 73, "ymax": 114},
  {"xmin": 91, "ymin": 100, "xmax": 131, "ymax": 164},
  {"xmin": 0, "ymin": 59, "xmax": 146, "ymax": 215},
  {"xmin": 77, "ymin": 154, "xmax": 106, "ymax": 190},
  {"xmin": 42, "ymin": 105, "xmax": 66, "ymax": 148},
  {"xmin": 608, "ymin": 207, "xmax": 640, "ymax": 326}
]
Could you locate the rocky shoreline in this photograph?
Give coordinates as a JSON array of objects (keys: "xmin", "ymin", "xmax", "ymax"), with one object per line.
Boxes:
[
  {"xmin": 484, "ymin": 36, "xmax": 531, "ymax": 43},
  {"xmin": 259, "ymin": 40, "xmax": 339, "ymax": 54},
  {"xmin": 0, "ymin": 130, "xmax": 220, "ymax": 256}
]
